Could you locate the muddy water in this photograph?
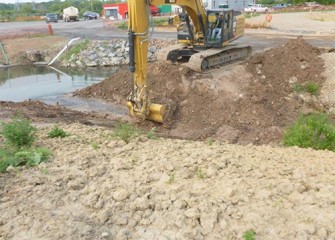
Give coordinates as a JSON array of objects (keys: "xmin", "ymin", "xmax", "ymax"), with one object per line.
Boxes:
[
  {"xmin": 0, "ymin": 65, "xmax": 127, "ymax": 114},
  {"xmin": 0, "ymin": 65, "xmax": 117, "ymax": 101}
]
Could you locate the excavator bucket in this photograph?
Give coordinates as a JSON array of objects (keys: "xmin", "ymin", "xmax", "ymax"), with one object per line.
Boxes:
[{"xmin": 127, "ymin": 100, "xmax": 175, "ymax": 123}]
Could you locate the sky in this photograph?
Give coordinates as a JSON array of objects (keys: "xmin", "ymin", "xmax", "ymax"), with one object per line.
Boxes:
[{"xmin": 0, "ymin": 0, "xmax": 51, "ymax": 3}]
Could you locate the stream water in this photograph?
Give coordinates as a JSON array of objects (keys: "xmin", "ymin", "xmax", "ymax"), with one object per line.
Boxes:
[{"xmin": 0, "ymin": 65, "xmax": 127, "ymax": 115}]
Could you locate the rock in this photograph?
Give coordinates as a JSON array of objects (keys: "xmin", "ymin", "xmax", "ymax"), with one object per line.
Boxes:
[
  {"xmin": 317, "ymin": 228, "xmax": 327, "ymax": 238},
  {"xmin": 200, "ymin": 212, "xmax": 217, "ymax": 235},
  {"xmin": 101, "ymin": 231, "xmax": 110, "ymax": 239},
  {"xmin": 112, "ymin": 189, "xmax": 129, "ymax": 201},
  {"xmin": 132, "ymin": 197, "xmax": 150, "ymax": 211},
  {"xmin": 6, "ymin": 165, "xmax": 15, "ymax": 173},
  {"xmin": 185, "ymin": 208, "xmax": 200, "ymax": 219}
]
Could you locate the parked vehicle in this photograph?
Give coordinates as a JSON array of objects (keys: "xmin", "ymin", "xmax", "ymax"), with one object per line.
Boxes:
[
  {"xmin": 45, "ymin": 13, "xmax": 58, "ymax": 23},
  {"xmin": 244, "ymin": 4, "xmax": 269, "ymax": 13},
  {"xmin": 83, "ymin": 11, "xmax": 100, "ymax": 20},
  {"xmin": 63, "ymin": 6, "xmax": 79, "ymax": 22},
  {"xmin": 271, "ymin": 3, "xmax": 288, "ymax": 10}
]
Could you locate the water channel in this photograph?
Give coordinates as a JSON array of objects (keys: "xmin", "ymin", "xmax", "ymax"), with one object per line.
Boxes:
[{"xmin": 0, "ymin": 65, "xmax": 127, "ymax": 115}]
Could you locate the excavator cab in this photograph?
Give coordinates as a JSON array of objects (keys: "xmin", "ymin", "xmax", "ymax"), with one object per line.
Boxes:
[{"xmin": 206, "ymin": 10, "xmax": 234, "ymax": 48}]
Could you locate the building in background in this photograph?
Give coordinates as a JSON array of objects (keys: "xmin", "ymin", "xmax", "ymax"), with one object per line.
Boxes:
[{"xmin": 204, "ymin": 0, "xmax": 255, "ymax": 11}]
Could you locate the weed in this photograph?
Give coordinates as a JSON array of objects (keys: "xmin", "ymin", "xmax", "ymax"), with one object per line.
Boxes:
[
  {"xmin": 40, "ymin": 168, "xmax": 49, "ymax": 174},
  {"xmin": 305, "ymin": 82, "xmax": 320, "ymax": 96},
  {"xmin": 117, "ymin": 20, "xmax": 128, "ymax": 30},
  {"xmin": 0, "ymin": 115, "xmax": 52, "ymax": 173},
  {"xmin": 293, "ymin": 82, "xmax": 320, "ymax": 96},
  {"xmin": 284, "ymin": 113, "xmax": 335, "ymax": 151},
  {"xmin": 146, "ymin": 127, "xmax": 158, "ymax": 139},
  {"xmin": 48, "ymin": 125, "xmax": 68, "ymax": 138},
  {"xmin": 206, "ymin": 137, "xmax": 214, "ymax": 146},
  {"xmin": 0, "ymin": 147, "xmax": 52, "ymax": 173},
  {"xmin": 0, "ymin": 115, "xmax": 36, "ymax": 149},
  {"xmin": 243, "ymin": 230, "xmax": 256, "ymax": 240},
  {"xmin": 168, "ymin": 173, "xmax": 175, "ymax": 184},
  {"xmin": 65, "ymin": 39, "xmax": 90, "ymax": 60},
  {"xmin": 113, "ymin": 121, "xmax": 139, "ymax": 143},
  {"xmin": 91, "ymin": 142, "xmax": 99, "ymax": 150},
  {"xmin": 197, "ymin": 167, "xmax": 205, "ymax": 179}
]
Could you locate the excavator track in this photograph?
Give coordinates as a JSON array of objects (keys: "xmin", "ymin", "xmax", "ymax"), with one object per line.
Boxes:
[
  {"xmin": 187, "ymin": 45, "xmax": 252, "ymax": 72},
  {"xmin": 156, "ymin": 44, "xmax": 186, "ymax": 62}
]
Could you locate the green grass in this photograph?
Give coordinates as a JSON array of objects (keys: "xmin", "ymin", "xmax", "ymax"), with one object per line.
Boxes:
[
  {"xmin": 117, "ymin": 17, "xmax": 170, "ymax": 30},
  {"xmin": 293, "ymin": 82, "xmax": 320, "ymax": 96},
  {"xmin": 284, "ymin": 113, "xmax": 335, "ymax": 151},
  {"xmin": 48, "ymin": 125, "xmax": 68, "ymax": 138},
  {"xmin": 146, "ymin": 127, "xmax": 158, "ymax": 139},
  {"xmin": 243, "ymin": 230, "xmax": 256, "ymax": 240},
  {"xmin": 65, "ymin": 39, "xmax": 90, "ymax": 60},
  {"xmin": 0, "ymin": 115, "xmax": 52, "ymax": 173},
  {"xmin": 113, "ymin": 121, "xmax": 139, "ymax": 143},
  {"xmin": 117, "ymin": 21, "xmax": 128, "ymax": 30}
]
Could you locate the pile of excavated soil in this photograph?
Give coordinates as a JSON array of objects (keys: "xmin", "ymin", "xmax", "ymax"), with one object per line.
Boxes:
[
  {"xmin": 1, "ymin": 124, "xmax": 335, "ymax": 239},
  {"xmin": 75, "ymin": 37, "xmax": 329, "ymax": 145}
]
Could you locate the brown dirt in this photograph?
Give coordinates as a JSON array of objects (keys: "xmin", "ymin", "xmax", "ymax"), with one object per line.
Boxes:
[
  {"xmin": 0, "ymin": 100, "xmax": 118, "ymax": 128},
  {"xmin": 1, "ymin": 36, "xmax": 68, "ymax": 65},
  {"xmin": 74, "ymin": 37, "xmax": 329, "ymax": 145}
]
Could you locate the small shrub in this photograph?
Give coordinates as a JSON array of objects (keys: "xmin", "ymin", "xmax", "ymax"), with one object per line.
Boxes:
[
  {"xmin": 243, "ymin": 230, "xmax": 256, "ymax": 240},
  {"xmin": 0, "ymin": 115, "xmax": 36, "ymax": 149},
  {"xmin": 284, "ymin": 113, "xmax": 335, "ymax": 151},
  {"xmin": 48, "ymin": 126, "xmax": 68, "ymax": 138},
  {"xmin": 113, "ymin": 122, "xmax": 139, "ymax": 143}
]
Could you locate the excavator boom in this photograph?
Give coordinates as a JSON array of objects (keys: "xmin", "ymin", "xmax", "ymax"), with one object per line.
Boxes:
[{"xmin": 127, "ymin": 0, "xmax": 251, "ymax": 122}]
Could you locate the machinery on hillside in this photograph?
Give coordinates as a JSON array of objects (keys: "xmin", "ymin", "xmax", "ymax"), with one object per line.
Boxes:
[{"xmin": 127, "ymin": 0, "xmax": 251, "ymax": 123}]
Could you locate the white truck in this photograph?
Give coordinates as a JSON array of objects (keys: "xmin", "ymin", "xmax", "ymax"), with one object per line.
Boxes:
[
  {"xmin": 244, "ymin": 4, "xmax": 269, "ymax": 13},
  {"xmin": 63, "ymin": 6, "xmax": 79, "ymax": 22}
]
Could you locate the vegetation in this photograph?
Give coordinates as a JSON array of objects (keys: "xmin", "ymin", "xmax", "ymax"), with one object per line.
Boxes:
[
  {"xmin": 284, "ymin": 113, "xmax": 335, "ymax": 151},
  {"xmin": 0, "ymin": 115, "xmax": 52, "ymax": 173},
  {"xmin": 146, "ymin": 127, "xmax": 158, "ymax": 139},
  {"xmin": 243, "ymin": 230, "xmax": 256, "ymax": 240},
  {"xmin": 113, "ymin": 121, "xmax": 139, "ymax": 144},
  {"xmin": 293, "ymin": 82, "xmax": 320, "ymax": 96},
  {"xmin": 48, "ymin": 125, "xmax": 68, "ymax": 138},
  {"xmin": 65, "ymin": 39, "xmax": 90, "ymax": 60},
  {"xmin": 1, "ymin": 115, "xmax": 36, "ymax": 149}
]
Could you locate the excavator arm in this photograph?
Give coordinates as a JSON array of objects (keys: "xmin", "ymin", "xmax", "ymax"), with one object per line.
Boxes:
[
  {"xmin": 127, "ymin": 0, "xmax": 249, "ymax": 123},
  {"xmin": 127, "ymin": 0, "xmax": 208, "ymax": 123}
]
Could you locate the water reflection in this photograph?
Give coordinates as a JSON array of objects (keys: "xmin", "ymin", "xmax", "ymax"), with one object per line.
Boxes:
[{"xmin": 0, "ymin": 65, "xmax": 117, "ymax": 102}]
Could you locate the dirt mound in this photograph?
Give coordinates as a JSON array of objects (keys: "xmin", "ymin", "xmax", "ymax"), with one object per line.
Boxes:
[{"xmin": 74, "ymin": 38, "xmax": 328, "ymax": 145}]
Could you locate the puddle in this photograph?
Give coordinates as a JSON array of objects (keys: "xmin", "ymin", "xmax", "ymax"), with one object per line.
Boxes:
[{"xmin": 0, "ymin": 65, "xmax": 127, "ymax": 114}]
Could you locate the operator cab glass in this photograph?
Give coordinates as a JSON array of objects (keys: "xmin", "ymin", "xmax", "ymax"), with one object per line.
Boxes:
[{"xmin": 206, "ymin": 10, "xmax": 234, "ymax": 48}]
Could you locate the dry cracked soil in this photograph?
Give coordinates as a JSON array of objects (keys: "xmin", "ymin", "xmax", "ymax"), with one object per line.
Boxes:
[{"xmin": 1, "ymin": 36, "xmax": 335, "ymax": 240}]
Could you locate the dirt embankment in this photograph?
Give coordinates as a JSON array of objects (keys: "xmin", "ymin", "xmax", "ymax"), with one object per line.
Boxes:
[
  {"xmin": 1, "ymin": 124, "xmax": 335, "ymax": 240},
  {"xmin": 75, "ymin": 37, "xmax": 333, "ymax": 145}
]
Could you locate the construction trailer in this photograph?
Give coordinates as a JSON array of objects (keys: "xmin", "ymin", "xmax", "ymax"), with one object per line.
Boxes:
[{"xmin": 203, "ymin": 0, "xmax": 255, "ymax": 11}]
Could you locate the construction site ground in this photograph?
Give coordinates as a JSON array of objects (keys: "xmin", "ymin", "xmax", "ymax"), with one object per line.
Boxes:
[{"xmin": 1, "ymin": 12, "xmax": 335, "ymax": 240}]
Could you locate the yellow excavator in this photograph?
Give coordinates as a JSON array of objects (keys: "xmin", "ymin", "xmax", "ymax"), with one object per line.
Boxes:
[{"xmin": 127, "ymin": 0, "xmax": 251, "ymax": 123}]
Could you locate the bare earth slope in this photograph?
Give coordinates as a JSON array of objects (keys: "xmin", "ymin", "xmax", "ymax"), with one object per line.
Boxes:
[
  {"xmin": 75, "ymin": 37, "xmax": 330, "ymax": 145},
  {"xmin": 1, "ymin": 124, "xmax": 335, "ymax": 240}
]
